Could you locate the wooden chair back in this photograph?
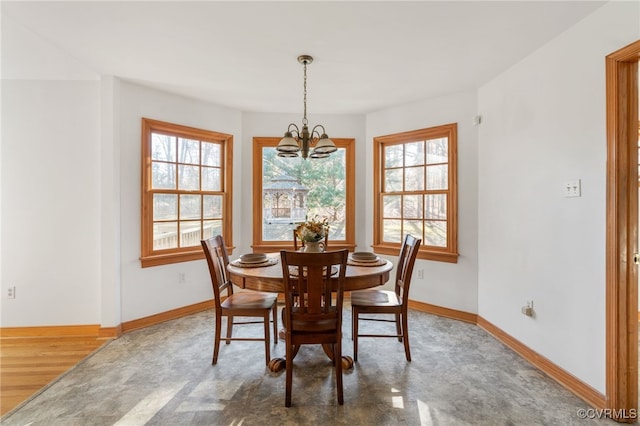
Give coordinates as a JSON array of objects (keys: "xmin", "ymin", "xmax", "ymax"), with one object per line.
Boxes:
[
  {"xmin": 201, "ymin": 235, "xmax": 233, "ymax": 310},
  {"xmin": 394, "ymin": 233, "xmax": 421, "ymax": 305}
]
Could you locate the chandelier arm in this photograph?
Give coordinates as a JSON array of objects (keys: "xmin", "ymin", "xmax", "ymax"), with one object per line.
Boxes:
[
  {"xmin": 287, "ymin": 123, "xmax": 301, "ymax": 139},
  {"xmin": 310, "ymin": 125, "xmax": 326, "ymax": 144}
]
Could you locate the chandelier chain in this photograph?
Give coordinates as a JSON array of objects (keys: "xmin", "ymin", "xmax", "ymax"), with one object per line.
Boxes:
[
  {"xmin": 302, "ymin": 61, "xmax": 308, "ymax": 125},
  {"xmin": 276, "ymin": 54, "xmax": 336, "ymax": 159}
]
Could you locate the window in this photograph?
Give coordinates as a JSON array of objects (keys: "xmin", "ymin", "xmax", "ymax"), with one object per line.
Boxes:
[
  {"xmin": 252, "ymin": 137, "xmax": 355, "ymax": 252},
  {"xmin": 373, "ymin": 123, "xmax": 458, "ymax": 263},
  {"xmin": 141, "ymin": 118, "xmax": 233, "ymax": 267}
]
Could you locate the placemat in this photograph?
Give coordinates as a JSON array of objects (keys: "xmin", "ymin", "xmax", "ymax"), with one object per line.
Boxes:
[
  {"xmin": 347, "ymin": 257, "xmax": 386, "ymax": 267},
  {"xmin": 230, "ymin": 257, "xmax": 278, "ymax": 268}
]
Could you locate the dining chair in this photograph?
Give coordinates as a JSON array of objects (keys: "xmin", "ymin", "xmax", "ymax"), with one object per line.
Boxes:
[
  {"xmin": 201, "ymin": 235, "xmax": 278, "ymax": 366},
  {"xmin": 292, "ymin": 226, "xmax": 329, "ymax": 251},
  {"xmin": 279, "ymin": 249, "xmax": 349, "ymax": 407},
  {"xmin": 351, "ymin": 234, "xmax": 421, "ymax": 362}
]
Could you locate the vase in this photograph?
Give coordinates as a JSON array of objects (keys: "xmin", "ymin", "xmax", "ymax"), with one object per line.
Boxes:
[{"xmin": 303, "ymin": 241, "xmax": 325, "ymax": 253}]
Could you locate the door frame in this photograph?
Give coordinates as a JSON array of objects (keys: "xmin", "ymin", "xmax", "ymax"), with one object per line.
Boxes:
[{"xmin": 606, "ymin": 39, "xmax": 640, "ymax": 422}]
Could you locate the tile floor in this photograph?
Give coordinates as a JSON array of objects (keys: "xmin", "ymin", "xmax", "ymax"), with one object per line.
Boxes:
[{"xmin": 1, "ymin": 307, "xmax": 613, "ymax": 425}]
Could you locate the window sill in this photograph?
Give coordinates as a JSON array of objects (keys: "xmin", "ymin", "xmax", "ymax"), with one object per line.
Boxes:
[
  {"xmin": 372, "ymin": 244, "xmax": 459, "ymax": 264},
  {"xmin": 140, "ymin": 250, "xmax": 205, "ymax": 268}
]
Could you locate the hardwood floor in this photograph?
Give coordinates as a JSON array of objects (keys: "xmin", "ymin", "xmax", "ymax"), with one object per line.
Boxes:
[{"xmin": 0, "ymin": 336, "xmax": 109, "ymax": 416}]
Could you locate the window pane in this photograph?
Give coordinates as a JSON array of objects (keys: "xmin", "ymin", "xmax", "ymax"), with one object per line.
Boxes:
[
  {"xmin": 425, "ymin": 194, "xmax": 447, "ymax": 219},
  {"xmin": 403, "ymin": 219, "xmax": 424, "ymax": 240},
  {"xmin": 202, "ymin": 142, "xmax": 221, "ymax": 167},
  {"xmin": 404, "ymin": 166, "xmax": 424, "ymax": 191},
  {"xmin": 383, "ymin": 195, "xmax": 402, "ymax": 218},
  {"xmin": 382, "ymin": 219, "xmax": 402, "ymax": 243},
  {"xmin": 403, "ymin": 195, "xmax": 423, "ymax": 219},
  {"xmin": 178, "ymin": 138, "xmax": 200, "ymax": 165},
  {"xmin": 151, "ymin": 133, "xmax": 176, "ymax": 162},
  {"xmin": 153, "ymin": 222, "xmax": 177, "ymax": 250},
  {"xmin": 178, "ymin": 165, "xmax": 200, "ymax": 190},
  {"xmin": 152, "ymin": 162, "xmax": 176, "ymax": 189},
  {"xmin": 202, "ymin": 166, "xmax": 221, "ymax": 191},
  {"xmin": 427, "ymin": 137, "xmax": 448, "ymax": 164},
  {"xmin": 385, "ymin": 145, "xmax": 403, "ymax": 168},
  {"xmin": 404, "ymin": 141, "xmax": 424, "ymax": 166},
  {"xmin": 203, "ymin": 195, "xmax": 222, "ymax": 219},
  {"xmin": 261, "ymin": 145, "xmax": 347, "ymax": 243},
  {"xmin": 180, "ymin": 194, "xmax": 201, "ymax": 220},
  {"xmin": 179, "ymin": 221, "xmax": 201, "ymax": 247},
  {"xmin": 153, "ymin": 194, "xmax": 177, "ymax": 220},
  {"xmin": 385, "ymin": 169, "xmax": 403, "ymax": 192},
  {"xmin": 263, "ymin": 222, "xmax": 296, "ymax": 241},
  {"xmin": 426, "ymin": 164, "xmax": 448, "ymax": 190},
  {"xmin": 425, "ymin": 220, "xmax": 447, "ymax": 247},
  {"xmin": 328, "ymin": 217, "xmax": 346, "ymax": 240},
  {"xmin": 203, "ymin": 220, "xmax": 222, "ymax": 240}
]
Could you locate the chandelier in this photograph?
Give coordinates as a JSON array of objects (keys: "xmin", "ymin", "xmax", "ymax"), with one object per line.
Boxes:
[{"xmin": 276, "ymin": 55, "xmax": 337, "ymax": 159}]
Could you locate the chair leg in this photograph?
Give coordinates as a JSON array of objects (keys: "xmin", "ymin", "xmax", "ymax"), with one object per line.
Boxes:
[
  {"xmin": 401, "ymin": 312, "xmax": 411, "ymax": 362},
  {"xmin": 272, "ymin": 304, "xmax": 278, "ymax": 344},
  {"xmin": 395, "ymin": 312, "xmax": 402, "ymax": 342},
  {"xmin": 213, "ymin": 313, "xmax": 222, "ymax": 365},
  {"xmin": 335, "ymin": 340, "xmax": 344, "ymax": 405},
  {"xmin": 264, "ymin": 312, "xmax": 271, "ymax": 366},
  {"xmin": 285, "ymin": 342, "xmax": 293, "ymax": 407},
  {"xmin": 226, "ymin": 315, "xmax": 233, "ymax": 344},
  {"xmin": 353, "ymin": 308, "xmax": 359, "ymax": 362}
]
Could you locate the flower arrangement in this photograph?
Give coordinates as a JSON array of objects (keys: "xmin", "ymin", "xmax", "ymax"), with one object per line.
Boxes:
[{"xmin": 295, "ymin": 216, "xmax": 328, "ymax": 243}]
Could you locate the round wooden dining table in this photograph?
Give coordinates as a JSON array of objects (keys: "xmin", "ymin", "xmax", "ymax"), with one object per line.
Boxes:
[
  {"xmin": 226, "ymin": 252, "xmax": 393, "ymax": 372},
  {"xmin": 227, "ymin": 253, "xmax": 393, "ymax": 293}
]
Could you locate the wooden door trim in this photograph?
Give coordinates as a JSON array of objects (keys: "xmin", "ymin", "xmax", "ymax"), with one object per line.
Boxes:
[{"xmin": 606, "ymin": 39, "xmax": 640, "ymax": 422}]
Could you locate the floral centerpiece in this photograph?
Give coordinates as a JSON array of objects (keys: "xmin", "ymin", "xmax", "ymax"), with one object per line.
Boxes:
[{"xmin": 295, "ymin": 216, "xmax": 328, "ymax": 243}]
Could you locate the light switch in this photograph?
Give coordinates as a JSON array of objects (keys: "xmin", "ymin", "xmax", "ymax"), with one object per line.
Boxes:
[{"xmin": 564, "ymin": 179, "xmax": 581, "ymax": 197}]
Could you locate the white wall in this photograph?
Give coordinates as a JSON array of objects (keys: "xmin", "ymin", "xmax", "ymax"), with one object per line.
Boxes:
[
  {"xmin": 365, "ymin": 91, "xmax": 479, "ymax": 314},
  {"xmin": 1, "ymin": 14, "xmax": 102, "ymax": 326},
  {"xmin": 118, "ymin": 81, "xmax": 243, "ymax": 322},
  {"xmin": 477, "ymin": 1, "xmax": 639, "ymax": 394}
]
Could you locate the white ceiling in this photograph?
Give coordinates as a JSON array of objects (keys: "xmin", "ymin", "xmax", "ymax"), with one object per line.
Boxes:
[{"xmin": 2, "ymin": 1, "xmax": 606, "ymax": 115}]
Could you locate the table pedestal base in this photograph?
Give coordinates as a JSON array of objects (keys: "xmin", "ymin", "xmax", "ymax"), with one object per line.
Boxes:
[{"xmin": 268, "ymin": 354, "xmax": 354, "ymax": 373}]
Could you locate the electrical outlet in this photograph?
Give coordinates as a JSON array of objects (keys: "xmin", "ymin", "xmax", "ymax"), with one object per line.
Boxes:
[
  {"xmin": 7, "ymin": 286, "xmax": 16, "ymax": 299},
  {"xmin": 178, "ymin": 273, "xmax": 186, "ymax": 284},
  {"xmin": 521, "ymin": 300, "xmax": 534, "ymax": 317},
  {"xmin": 416, "ymin": 269, "xmax": 424, "ymax": 280}
]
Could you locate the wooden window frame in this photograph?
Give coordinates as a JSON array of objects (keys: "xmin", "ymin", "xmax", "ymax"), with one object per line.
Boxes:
[
  {"xmin": 140, "ymin": 118, "xmax": 233, "ymax": 267},
  {"xmin": 372, "ymin": 123, "xmax": 458, "ymax": 263},
  {"xmin": 251, "ymin": 137, "xmax": 355, "ymax": 253}
]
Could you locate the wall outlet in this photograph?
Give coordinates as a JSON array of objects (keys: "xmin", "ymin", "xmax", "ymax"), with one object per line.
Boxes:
[
  {"xmin": 564, "ymin": 179, "xmax": 581, "ymax": 197},
  {"xmin": 178, "ymin": 273, "xmax": 186, "ymax": 284},
  {"xmin": 416, "ymin": 269, "xmax": 424, "ymax": 280},
  {"xmin": 7, "ymin": 286, "xmax": 16, "ymax": 299}
]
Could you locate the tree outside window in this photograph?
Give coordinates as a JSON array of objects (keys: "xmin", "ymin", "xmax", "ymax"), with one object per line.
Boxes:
[{"xmin": 252, "ymin": 137, "xmax": 355, "ymax": 252}]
